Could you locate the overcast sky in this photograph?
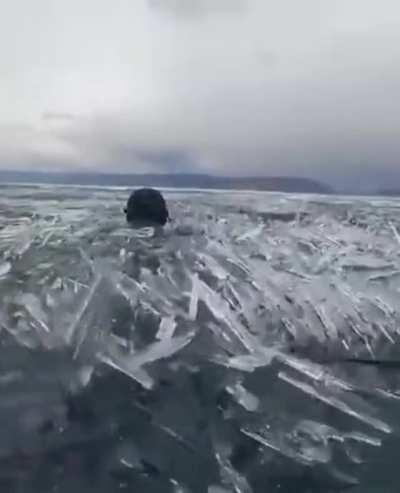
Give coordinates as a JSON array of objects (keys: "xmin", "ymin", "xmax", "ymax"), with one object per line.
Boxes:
[{"xmin": 1, "ymin": 0, "xmax": 400, "ymax": 190}]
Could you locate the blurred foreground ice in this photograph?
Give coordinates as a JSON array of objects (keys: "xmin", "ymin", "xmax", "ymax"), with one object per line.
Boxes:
[{"xmin": 1, "ymin": 185, "xmax": 400, "ymax": 491}]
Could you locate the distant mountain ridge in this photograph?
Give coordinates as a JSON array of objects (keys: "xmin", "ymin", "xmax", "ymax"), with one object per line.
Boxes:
[
  {"xmin": 0, "ymin": 170, "xmax": 334, "ymax": 194},
  {"xmin": 375, "ymin": 189, "xmax": 400, "ymax": 197}
]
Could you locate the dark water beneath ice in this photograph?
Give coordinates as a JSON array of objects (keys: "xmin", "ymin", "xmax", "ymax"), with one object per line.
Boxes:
[{"xmin": 1, "ymin": 184, "xmax": 400, "ymax": 492}]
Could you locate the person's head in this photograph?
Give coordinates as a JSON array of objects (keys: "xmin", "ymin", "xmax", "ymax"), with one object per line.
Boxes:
[{"xmin": 124, "ymin": 188, "xmax": 169, "ymax": 226}]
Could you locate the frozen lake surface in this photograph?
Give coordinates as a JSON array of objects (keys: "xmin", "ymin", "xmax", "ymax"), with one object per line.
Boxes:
[{"xmin": 1, "ymin": 184, "xmax": 400, "ymax": 492}]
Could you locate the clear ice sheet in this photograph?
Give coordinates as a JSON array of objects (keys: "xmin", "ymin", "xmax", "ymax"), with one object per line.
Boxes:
[{"xmin": 1, "ymin": 185, "xmax": 400, "ymax": 491}]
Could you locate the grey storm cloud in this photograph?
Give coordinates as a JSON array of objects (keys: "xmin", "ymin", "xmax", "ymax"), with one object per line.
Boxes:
[
  {"xmin": 42, "ymin": 112, "xmax": 78, "ymax": 122},
  {"xmin": 148, "ymin": 0, "xmax": 247, "ymax": 18},
  {"xmin": 1, "ymin": 0, "xmax": 400, "ymax": 191}
]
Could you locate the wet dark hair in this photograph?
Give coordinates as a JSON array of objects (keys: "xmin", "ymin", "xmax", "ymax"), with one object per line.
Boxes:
[{"xmin": 124, "ymin": 188, "xmax": 169, "ymax": 226}]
